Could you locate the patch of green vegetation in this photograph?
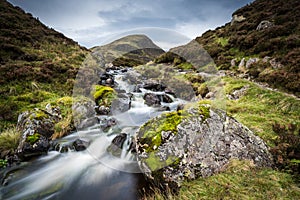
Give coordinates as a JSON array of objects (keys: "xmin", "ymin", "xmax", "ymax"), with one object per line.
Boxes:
[
  {"xmin": 26, "ymin": 133, "xmax": 41, "ymax": 145},
  {"xmin": 145, "ymin": 152, "xmax": 180, "ymax": 171},
  {"xmin": 216, "ymin": 37, "xmax": 229, "ymax": 47},
  {"xmin": 0, "ymin": 127, "xmax": 21, "ymax": 158},
  {"xmin": 91, "ymin": 85, "xmax": 116, "ymax": 106},
  {"xmin": 139, "ymin": 111, "xmax": 184, "ymax": 153},
  {"xmin": 0, "ymin": 159, "xmax": 8, "ymax": 168},
  {"xmin": 177, "ymin": 62, "xmax": 194, "ymax": 71},
  {"xmin": 223, "ymin": 77, "xmax": 300, "ymax": 146},
  {"xmin": 146, "ymin": 160, "xmax": 300, "ymax": 200},
  {"xmin": 198, "ymin": 104, "xmax": 210, "ymax": 121}
]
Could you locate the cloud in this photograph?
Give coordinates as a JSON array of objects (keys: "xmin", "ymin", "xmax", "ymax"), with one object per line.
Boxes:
[{"xmin": 8, "ymin": 0, "xmax": 254, "ymax": 48}]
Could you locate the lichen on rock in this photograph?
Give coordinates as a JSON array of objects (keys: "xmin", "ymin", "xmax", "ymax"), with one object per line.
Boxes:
[{"xmin": 135, "ymin": 104, "xmax": 273, "ymax": 189}]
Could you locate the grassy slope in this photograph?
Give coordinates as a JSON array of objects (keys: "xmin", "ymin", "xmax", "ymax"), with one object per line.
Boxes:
[
  {"xmin": 0, "ymin": 0, "xmax": 88, "ymax": 131},
  {"xmin": 195, "ymin": 0, "xmax": 299, "ymax": 96},
  {"xmin": 146, "ymin": 0, "xmax": 300, "ymax": 198}
]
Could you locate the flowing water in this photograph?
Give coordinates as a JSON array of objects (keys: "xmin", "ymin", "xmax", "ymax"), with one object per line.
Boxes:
[{"xmin": 0, "ymin": 68, "xmax": 185, "ymax": 200}]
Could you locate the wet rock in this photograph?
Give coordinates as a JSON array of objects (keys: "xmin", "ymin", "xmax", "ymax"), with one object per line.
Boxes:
[
  {"xmin": 111, "ymin": 93, "xmax": 132, "ymax": 114},
  {"xmin": 95, "ymin": 105, "xmax": 110, "ymax": 115},
  {"xmin": 73, "ymin": 99, "xmax": 95, "ymax": 127},
  {"xmin": 16, "ymin": 105, "xmax": 61, "ymax": 160},
  {"xmin": 99, "ymin": 117, "xmax": 117, "ymax": 132},
  {"xmin": 107, "ymin": 133, "xmax": 127, "ymax": 157},
  {"xmin": 157, "ymin": 106, "xmax": 171, "ymax": 111},
  {"xmin": 73, "ymin": 139, "xmax": 89, "ymax": 151},
  {"xmin": 135, "ymin": 105, "xmax": 273, "ymax": 188},
  {"xmin": 99, "ymin": 72, "xmax": 115, "ymax": 87},
  {"xmin": 256, "ymin": 20, "xmax": 274, "ymax": 31},
  {"xmin": 143, "ymin": 82, "xmax": 166, "ymax": 92},
  {"xmin": 144, "ymin": 93, "xmax": 161, "ymax": 107},
  {"xmin": 77, "ymin": 117, "xmax": 99, "ymax": 130},
  {"xmin": 160, "ymin": 94, "xmax": 173, "ymax": 103}
]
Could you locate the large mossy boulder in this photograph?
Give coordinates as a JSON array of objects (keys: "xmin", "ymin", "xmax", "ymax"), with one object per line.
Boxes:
[
  {"xmin": 135, "ymin": 104, "xmax": 273, "ymax": 188},
  {"xmin": 16, "ymin": 104, "xmax": 61, "ymax": 160}
]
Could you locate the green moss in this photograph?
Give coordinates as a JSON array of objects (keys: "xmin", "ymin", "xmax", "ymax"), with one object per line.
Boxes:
[
  {"xmin": 198, "ymin": 104, "xmax": 210, "ymax": 121},
  {"xmin": 145, "ymin": 152, "xmax": 180, "ymax": 171},
  {"xmin": 139, "ymin": 111, "xmax": 184, "ymax": 153},
  {"xmin": 26, "ymin": 133, "xmax": 40, "ymax": 145},
  {"xmin": 216, "ymin": 37, "xmax": 229, "ymax": 47},
  {"xmin": 91, "ymin": 85, "xmax": 116, "ymax": 106},
  {"xmin": 0, "ymin": 159, "xmax": 8, "ymax": 168}
]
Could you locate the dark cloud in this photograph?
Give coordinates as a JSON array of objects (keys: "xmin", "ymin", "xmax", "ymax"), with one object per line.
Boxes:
[{"xmin": 8, "ymin": 0, "xmax": 253, "ymax": 48}]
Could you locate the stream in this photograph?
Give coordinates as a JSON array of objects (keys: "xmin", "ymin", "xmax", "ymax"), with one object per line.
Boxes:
[{"xmin": 0, "ymin": 68, "xmax": 186, "ymax": 200}]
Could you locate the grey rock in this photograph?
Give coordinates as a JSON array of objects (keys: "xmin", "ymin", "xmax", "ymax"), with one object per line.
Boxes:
[
  {"xmin": 269, "ymin": 58, "xmax": 283, "ymax": 69},
  {"xmin": 257, "ymin": 20, "xmax": 274, "ymax": 31},
  {"xmin": 111, "ymin": 93, "xmax": 132, "ymax": 114},
  {"xmin": 238, "ymin": 58, "xmax": 245, "ymax": 70},
  {"xmin": 227, "ymin": 85, "xmax": 249, "ymax": 100},
  {"xmin": 16, "ymin": 105, "xmax": 61, "ymax": 160},
  {"xmin": 135, "ymin": 106, "xmax": 273, "ymax": 188},
  {"xmin": 77, "ymin": 117, "xmax": 99, "ymax": 130},
  {"xmin": 73, "ymin": 139, "xmax": 89, "ymax": 151},
  {"xmin": 246, "ymin": 58, "xmax": 260, "ymax": 69},
  {"xmin": 144, "ymin": 93, "xmax": 161, "ymax": 107}
]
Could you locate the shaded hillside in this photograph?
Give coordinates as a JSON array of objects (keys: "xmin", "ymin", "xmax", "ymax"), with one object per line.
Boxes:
[
  {"xmin": 0, "ymin": 0, "xmax": 88, "ymax": 130},
  {"xmin": 195, "ymin": 0, "xmax": 299, "ymax": 95},
  {"xmin": 92, "ymin": 34, "xmax": 164, "ymax": 67}
]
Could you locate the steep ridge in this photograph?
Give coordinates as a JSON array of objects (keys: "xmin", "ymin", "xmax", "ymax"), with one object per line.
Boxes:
[
  {"xmin": 0, "ymin": 0, "xmax": 88, "ymax": 130},
  {"xmin": 195, "ymin": 0, "xmax": 299, "ymax": 96}
]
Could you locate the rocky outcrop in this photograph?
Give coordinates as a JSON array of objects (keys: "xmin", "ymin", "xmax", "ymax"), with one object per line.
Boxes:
[
  {"xmin": 16, "ymin": 104, "xmax": 61, "ymax": 160},
  {"xmin": 256, "ymin": 20, "xmax": 274, "ymax": 31},
  {"xmin": 135, "ymin": 105, "xmax": 273, "ymax": 188}
]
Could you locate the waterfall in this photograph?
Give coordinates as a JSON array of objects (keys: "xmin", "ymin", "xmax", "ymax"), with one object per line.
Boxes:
[{"xmin": 0, "ymin": 67, "xmax": 185, "ymax": 200}]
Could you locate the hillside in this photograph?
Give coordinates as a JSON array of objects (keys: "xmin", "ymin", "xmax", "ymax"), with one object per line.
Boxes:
[
  {"xmin": 0, "ymin": 0, "xmax": 88, "ymax": 130},
  {"xmin": 195, "ymin": 0, "xmax": 299, "ymax": 96},
  {"xmin": 92, "ymin": 34, "xmax": 165, "ymax": 67}
]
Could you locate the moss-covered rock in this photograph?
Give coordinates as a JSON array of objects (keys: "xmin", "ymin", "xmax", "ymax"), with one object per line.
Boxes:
[
  {"xmin": 135, "ymin": 105, "xmax": 273, "ymax": 189},
  {"xmin": 91, "ymin": 85, "xmax": 116, "ymax": 107},
  {"xmin": 16, "ymin": 104, "xmax": 61, "ymax": 160}
]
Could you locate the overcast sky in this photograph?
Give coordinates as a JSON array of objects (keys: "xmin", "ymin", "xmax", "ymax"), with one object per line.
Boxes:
[{"xmin": 8, "ymin": 0, "xmax": 253, "ymax": 49}]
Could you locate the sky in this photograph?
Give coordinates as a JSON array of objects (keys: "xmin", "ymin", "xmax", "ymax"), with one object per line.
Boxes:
[{"xmin": 8, "ymin": 0, "xmax": 253, "ymax": 49}]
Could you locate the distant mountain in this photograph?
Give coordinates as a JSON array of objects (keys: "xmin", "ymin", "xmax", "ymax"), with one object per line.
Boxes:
[
  {"xmin": 195, "ymin": 0, "xmax": 299, "ymax": 95},
  {"xmin": 0, "ymin": 0, "xmax": 88, "ymax": 130},
  {"xmin": 92, "ymin": 34, "xmax": 165, "ymax": 67}
]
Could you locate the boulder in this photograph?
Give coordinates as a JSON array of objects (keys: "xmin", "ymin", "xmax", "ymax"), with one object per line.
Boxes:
[
  {"xmin": 107, "ymin": 133, "xmax": 127, "ymax": 157},
  {"xmin": 73, "ymin": 139, "xmax": 90, "ymax": 151},
  {"xmin": 256, "ymin": 20, "xmax": 274, "ymax": 31},
  {"xmin": 72, "ymin": 99, "xmax": 95, "ymax": 127},
  {"xmin": 135, "ymin": 105, "xmax": 273, "ymax": 189},
  {"xmin": 111, "ymin": 93, "xmax": 132, "ymax": 114},
  {"xmin": 95, "ymin": 105, "xmax": 110, "ymax": 115},
  {"xmin": 77, "ymin": 117, "xmax": 99, "ymax": 130},
  {"xmin": 246, "ymin": 58, "xmax": 259, "ymax": 69},
  {"xmin": 227, "ymin": 85, "xmax": 250, "ymax": 100},
  {"xmin": 99, "ymin": 72, "xmax": 115, "ymax": 87},
  {"xmin": 16, "ymin": 105, "xmax": 61, "ymax": 160},
  {"xmin": 144, "ymin": 93, "xmax": 161, "ymax": 107}
]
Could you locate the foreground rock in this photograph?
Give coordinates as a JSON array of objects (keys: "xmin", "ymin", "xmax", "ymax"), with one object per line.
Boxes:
[
  {"xmin": 135, "ymin": 104, "xmax": 273, "ymax": 189},
  {"xmin": 16, "ymin": 104, "xmax": 61, "ymax": 160}
]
